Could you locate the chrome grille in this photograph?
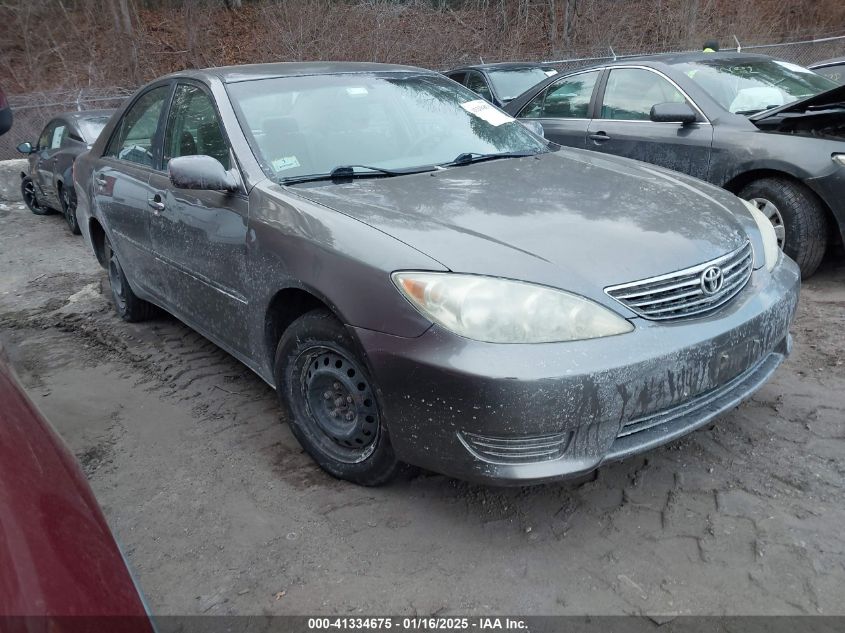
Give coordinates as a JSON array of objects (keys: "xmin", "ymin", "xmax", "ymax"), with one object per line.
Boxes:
[
  {"xmin": 605, "ymin": 241, "xmax": 753, "ymax": 320},
  {"xmin": 458, "ymin": 431, "xmax": 571, "ymax": 465}
]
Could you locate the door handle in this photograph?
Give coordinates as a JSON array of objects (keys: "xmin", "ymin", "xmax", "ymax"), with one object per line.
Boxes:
[
  {"xmin": 589, "ymin": 132, "xmax": 611, "ymax": 143},
  {"xmin": 147, "ymin": 197, "xmax": 166, "ymax": 214}
]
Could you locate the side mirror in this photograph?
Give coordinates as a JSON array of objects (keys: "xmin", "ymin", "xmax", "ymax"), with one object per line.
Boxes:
[
  {"xmin": 650, "ymin": 102, "xmax": 697, "ymax": 124},
  {"xmin": 168, "ymin": 155, "xmax": 238, "ymax": 192},
  {"xmin": 521, "ymin": 120, "xmax": 545, "ymax": 138},
  {"xmin": 16, "ymin": 141, "xmax": 33, "ymax": 155}
]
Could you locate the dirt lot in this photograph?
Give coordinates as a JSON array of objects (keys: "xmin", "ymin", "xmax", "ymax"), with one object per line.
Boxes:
[{"xmin": 2, "ymin": 159, "xmax": 845, "ymax": 617}]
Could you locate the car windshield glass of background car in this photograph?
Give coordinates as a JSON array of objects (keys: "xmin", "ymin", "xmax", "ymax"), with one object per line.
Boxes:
[
  {"xmin": 78, "ymin": 116, "xmax": 111, "ymax": 144},
  {"xmin": 226, "ymin": 73, "xmax": 546, "ymax": 179},
  {"xmin": 679, "ymin": 59, "xmax": 837, "ymax": 114},
  {"xmin": 487, "ymin": 68, "xmax": 556, "ymax": 102}
]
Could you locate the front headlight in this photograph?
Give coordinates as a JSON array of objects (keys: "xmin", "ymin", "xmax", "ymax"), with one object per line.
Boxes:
[
  {"xmin": 392, "ymin": 272, "xmax": 633, "ymax": 343},
  {"xmin": 741, "ymin": 199, "xmax": 780, "ymax": 272}
]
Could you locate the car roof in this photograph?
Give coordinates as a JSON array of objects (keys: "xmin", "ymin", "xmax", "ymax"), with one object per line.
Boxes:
[
  {"xmin": 809, "ymin": 56, "xmax": 845, "ymax": 68},
  {"xmin": 446, "ymin": 62, "xmax": 553, "ymax": 72},
  {"xmin": 167, "ymin": 62, "xmax": 433, "ymax": 84},
  {"xmin": 599, "ymin": 50, "xmax": 776, "ymax": 68}
]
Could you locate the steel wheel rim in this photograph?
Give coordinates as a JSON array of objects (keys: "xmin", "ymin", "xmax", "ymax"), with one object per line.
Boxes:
[
  {"xmin": 107, "ymin": 250, "xmax": 126, "ymax": 312},
  {"xmin": 296, "ymin": 346, "xmax": 380, "ymax": 464},
  {"xmin": 750, "ymin": 197, "xmax": 786, "ymax": 250}
]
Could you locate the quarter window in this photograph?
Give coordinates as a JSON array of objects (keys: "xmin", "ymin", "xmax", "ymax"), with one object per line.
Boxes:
[
  {"xmin": 163, "ymin": 83, "xmax": 230, "ymax": 170},
  {"xmin": 520, "ymin": 71, "xmax": 599, "ymax": 119},
  {"xmin": 105, "ymin": 85, "xmax": 170, "ymax": 167},
  {"xmin": 600, "ymin": 68, "xmax": 687, "ymax": 120}
]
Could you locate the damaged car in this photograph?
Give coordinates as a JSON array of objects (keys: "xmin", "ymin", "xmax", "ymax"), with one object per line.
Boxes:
[
  {"xmin": 505, "ymin": 52, "xmax": 845, "ymax": 278},
  {"xmin": 73, "ymin": 62, "xmax": 799, "ymax": 486}
]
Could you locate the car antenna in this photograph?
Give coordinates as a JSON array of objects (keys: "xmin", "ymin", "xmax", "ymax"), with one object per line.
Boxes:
[{"xmin": 609, "ymin": 46, "xmax": 617, "ymax": 61}]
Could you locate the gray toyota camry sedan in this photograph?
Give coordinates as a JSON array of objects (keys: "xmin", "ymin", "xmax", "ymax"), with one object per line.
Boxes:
[{"xmin": 73, "ymin": 62, "xmax": 799, "ymax": 486}]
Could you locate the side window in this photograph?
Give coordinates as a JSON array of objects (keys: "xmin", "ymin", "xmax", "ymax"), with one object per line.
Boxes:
[
  {"xmin": 105, "ymin": 85, "xmax": 170, "ymax": 167},
  {"xmin": 446, "ymin": 72, "xmax": 467, "ymax": 85},
  {"xmin": 38, "ymin": 122, "xmax": 55, "ymax": 150},
  {"xmin": 465, "ymin": 72, "xmax": 493, "ymax": 102},
  {"xmin": 163, "ymin": 83, "xmax": 230, "ymax": 170},
  {"xmin": 601, "ymin": 68, "xmax": 687, "ymax": 120},
  {"xmin": 520, "ymin": 71, "xmax": 600, "ymax": 119}
]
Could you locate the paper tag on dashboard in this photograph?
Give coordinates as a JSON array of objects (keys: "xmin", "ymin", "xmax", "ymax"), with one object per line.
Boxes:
[
  {"xmin": 272, "ymin": 156, "xmax": 301, "ymax": 172},
  {"xmin": 460, "ymin": 99, "xmax": 515, "ymax": 126}
]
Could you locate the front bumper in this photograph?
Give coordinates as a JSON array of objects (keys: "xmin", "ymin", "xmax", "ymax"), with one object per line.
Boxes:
[{"xmin": 354, "ymin": 258, "xmax": 800, "ymax": 485}]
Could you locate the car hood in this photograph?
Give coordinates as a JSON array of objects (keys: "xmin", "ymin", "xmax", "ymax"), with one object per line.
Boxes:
[
  {"xmin": 750, "ymin": 84, "xmax": 845, "ymax": 120},
  {"xmin": 287, "ymin": 150, "xmax": 759, "ymax": 309}
]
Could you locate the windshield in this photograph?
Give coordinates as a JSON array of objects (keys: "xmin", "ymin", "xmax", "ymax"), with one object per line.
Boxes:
[
  {"xmin": 78, "ymin": 116, "xmax": 111, "ymax": 143},
  {"xmin": 678, "ymin": 59, "xmax": 836, "ymax": 114},
  {"xmin": 226, "ymin": 73, "xmax": 546, "ymax": 181},
  {"xmin": 487, "ymin": 67, "xmax": 557, "ymax": 102}
]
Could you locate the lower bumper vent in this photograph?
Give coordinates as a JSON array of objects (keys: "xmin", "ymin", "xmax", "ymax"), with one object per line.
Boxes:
[{"xmin": 459, "ymin": 430, "xmax": 572, "ymax": 465}]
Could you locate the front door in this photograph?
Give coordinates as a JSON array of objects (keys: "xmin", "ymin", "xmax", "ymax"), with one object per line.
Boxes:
[
  {"xmin": 148, "ymin": 82, "xmax": 250, "ymax": 354},
  {"xmin": 515, "ymin": 69, "xmax": 601, "ymax": 149},
  {"xmin": 587, "ymin": 67, "xmax": 713, "ymax": 180},
  {"xmin": 35, "ymin": 120, "xmax": 66, "ymax": 207}
]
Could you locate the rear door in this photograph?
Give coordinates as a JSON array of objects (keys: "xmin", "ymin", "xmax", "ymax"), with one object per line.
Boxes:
[
  {"xmin": 93, "ymin": 83, "xmax": 172, "ymax": 286},
  {"xmin": 148, "ymin": 81, "xmax": 250, "ymax": 354},
  {"xmin": 587, "ymin": 67, "xmax": 713, "ymax": 179},
  {"xmin": 514, "ymin": 69, "xmax": 602, "ymax": 149}
]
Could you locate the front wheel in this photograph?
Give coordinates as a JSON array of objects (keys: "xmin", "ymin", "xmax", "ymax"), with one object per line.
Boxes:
[
  {"xmin": 739, "ymin": 177, "xmax": 829, "ymax": 278},
  {"xmin": 59, "ymin": 184, "xmax": 81, "ymax": 234},
  {"xmin": 21, "ymin": 176, "xmax": 51, "ymax": 215},
  {"xmin": 104, "ymin": 236, "xmax": 155, "ymax": 322},
  {"xmin": 274, "ymin": 309, "xmax": 402, "ymax": 486}
]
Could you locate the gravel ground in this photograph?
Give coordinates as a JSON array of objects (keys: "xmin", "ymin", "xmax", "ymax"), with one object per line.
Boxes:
[{"xmin": 1, "ymin": 160, "xmax": 845, "ymax": 617}]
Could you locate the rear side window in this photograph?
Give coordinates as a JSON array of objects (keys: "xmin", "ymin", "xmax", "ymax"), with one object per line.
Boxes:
[
  {"xmin": 163, "ymin": 83, "xmax": 230, "ymax": 170},
  {"xmin": 105, "ymin": 85, "xmax": 170, "ymax": 167},
  {"xmin": 520, "ymin": 71, "xmax": 600, "ymax": 119},
  {"xmin": 446, "ymin": 72, "xmax": 467, "ymax": 85},
  {"xmin": 600, "ymin": 68, "xmax": 686, "ymax": 120}
]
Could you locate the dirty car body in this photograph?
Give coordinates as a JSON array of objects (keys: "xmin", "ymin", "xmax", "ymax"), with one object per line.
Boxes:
[
  {"xmin": 74, "ymin": 62, "xmax": 799, "ymax": 486},
  {"xmin": 505, "ymin": 52, "xmax": 845, "ymax": 278}
]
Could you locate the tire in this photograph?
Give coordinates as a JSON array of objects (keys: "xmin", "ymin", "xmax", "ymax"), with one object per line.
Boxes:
[
  {"xmin": 59, "ymin": 184, "xmax": 81, "ymax": 235},
  {"xmin": 21, "ymin": 176, "xmax": 51, "ymax": 216},
  {"xmin": 739, "ymin": 177, "xmax": 829, "ymax": 278},
  {"xmin": 274, "ymin": 309, "xmax": 402, "ymax": 486},
  {"xmin": 103, "ymin": 235, "xmax": 155, "ymax": 322}
]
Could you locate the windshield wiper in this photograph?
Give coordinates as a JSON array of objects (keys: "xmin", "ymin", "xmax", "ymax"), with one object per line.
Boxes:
[
  {"xmin": 443, "ymin": 150, "xmax": 543, "ymax": 167},
  {"xmin": 281, "ymin": 164, "xmax": 434, "ymax": 185}
]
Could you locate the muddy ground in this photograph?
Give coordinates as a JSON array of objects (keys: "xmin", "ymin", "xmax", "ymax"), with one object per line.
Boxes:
[{"xmin": 1, "ymin": 160, "xmax": 844, "ymax": 617}]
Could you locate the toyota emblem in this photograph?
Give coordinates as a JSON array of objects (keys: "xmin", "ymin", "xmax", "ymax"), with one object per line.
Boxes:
[{"xmin": 700, "ymin": 266, "xmax": 724, "ymax": 295}]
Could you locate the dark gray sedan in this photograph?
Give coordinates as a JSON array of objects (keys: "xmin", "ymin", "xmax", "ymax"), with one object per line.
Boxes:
[
  {"xmin": 505, "ymin": 52, "xmax": 845, "ymax": 278},
  {"xmin": 17, "ymin": 110, "xmax": 114, "ymax": 233},
  {"xmin": 74, "ymin": 62, "xmax": 798, "ymax": 486}
]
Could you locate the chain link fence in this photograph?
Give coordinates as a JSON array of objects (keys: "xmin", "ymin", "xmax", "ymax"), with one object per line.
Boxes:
[{"xmin": 2, "ymin": 34, "xmax": 844, "ymax": 161}]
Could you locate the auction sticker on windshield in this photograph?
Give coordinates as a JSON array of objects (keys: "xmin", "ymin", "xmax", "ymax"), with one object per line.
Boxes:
[{"xmin": 460, "ymin": 99, "xmax": 515, "ymax": 126}]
